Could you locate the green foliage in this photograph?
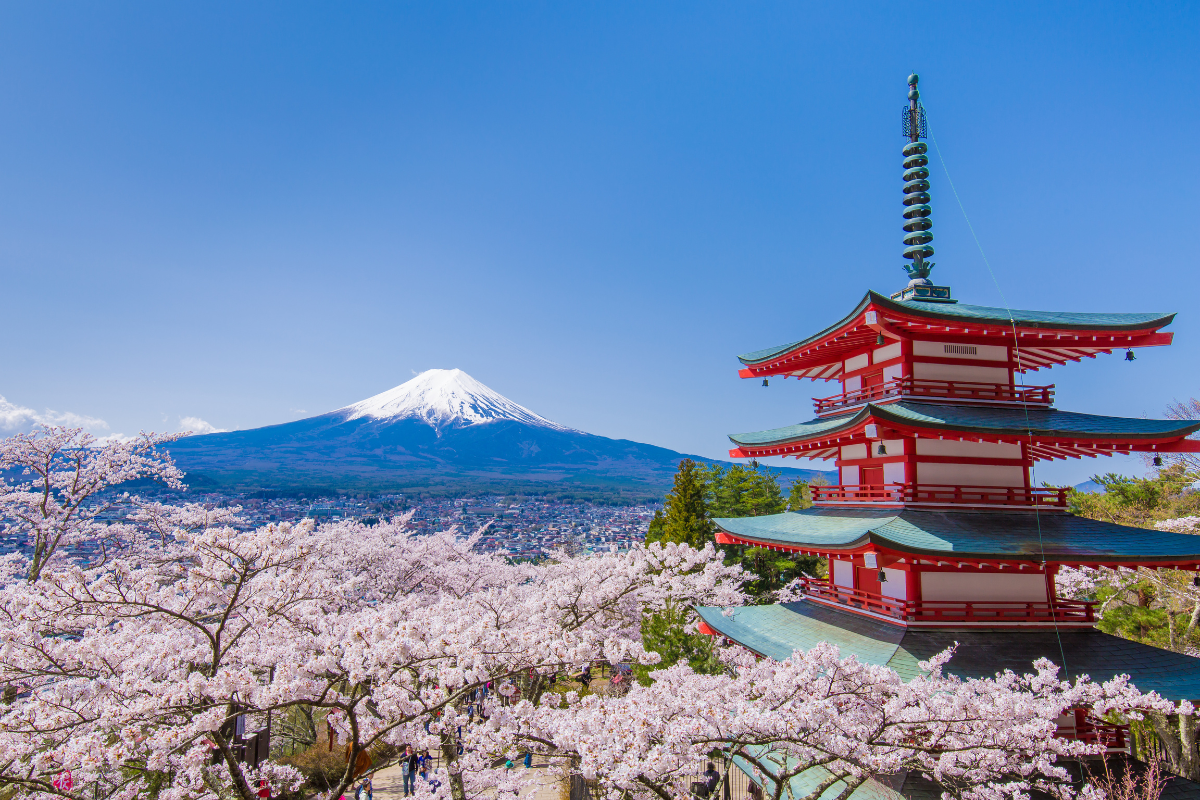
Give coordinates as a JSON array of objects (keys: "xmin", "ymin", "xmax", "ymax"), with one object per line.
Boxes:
[
  {"xmin": 1098, "ymin": 603, "xmax": 1170, "ymax": 644},
  {"xmin": 1067, "ymin": 463, "xmax": 1200, "ymax": 527},
  {"xmin": 647, "ymin": 460, "xmax": 826, "ymax": 606},
  {"xmin": 633, "ymin": 599, "xmax": 723, "ymax": 686},
  {"xmin": 738, "ymin": 547, "xmax": 824, "ymax": 601},
  {"xmin": 787, "ymin": 481, "xmax": 812, "ymax": 511},
  {"xmin": 1070, "ymin": 461, "xmax": 1200, "ymax": 653},
  {"xmin": 705, "ymin": 463, "xmax": 787, "ymax": 519},
  {"xmin": 644, "ymin": 459, "xmax": 713, "ymax": 547}
]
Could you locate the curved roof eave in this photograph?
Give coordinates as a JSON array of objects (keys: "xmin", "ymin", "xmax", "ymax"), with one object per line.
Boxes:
[
  {"xmin": 737, "ymin": 290, "xmax": 1177, "ymax": 367},
  {"xmin": 728, "ymin": 402, "xmax": 1200, "ymax": 448},
  {"xmin": 728, "ymin": 407, "xmax": 866, "ymax": 447},
  {"xmin": 713, "ymin": 509, "xmax": 1200, "ymax": 563}
]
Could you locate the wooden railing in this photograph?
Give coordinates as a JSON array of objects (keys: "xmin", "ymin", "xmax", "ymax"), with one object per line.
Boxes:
[
  {"xmin": 1058, "ymin": 709, "xmax": 1129, "ymax": 750},
  {"xmin": 813, "ymin": 378, "xmax": 1054, "ymax": 414},
  {"xmin": 811, "ymin": 483, "xmax": 1069, "ymax": 508},
  {"xmin": 795, "ymin": 577, "xmax": 1096, "ymax": 624}
]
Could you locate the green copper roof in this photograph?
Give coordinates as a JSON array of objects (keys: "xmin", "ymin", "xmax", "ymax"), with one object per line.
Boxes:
[
  {"xmin": 712, "ymin": 507, "xmax": 1200, "ymax": 562},
  {"xmin": 728, "ymin": 401, "xmax": 1200, "ymax": 446},
  {"xmin": 696, "ymin": 601, "xmax": 1200, "ymax": 702},
  {"xmin": 697, "ymin": 601, "xmax": 905, "ymax": 664},
  {"xmin": 732, "ymin": 752, "xmax": 906, "ymax": 800},
  {"xmin": 738, "ymin": 291, "xmax": 1175, "ymax": 365}
]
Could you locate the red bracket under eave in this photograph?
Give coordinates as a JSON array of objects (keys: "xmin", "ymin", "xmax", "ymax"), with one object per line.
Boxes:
[
  {"xmin": 728, "ymin": 448, "xmax": 750, "ymax": 459},
  {"xmin": 715, "ymin": 532, "xmax": 736, "ymax": 545},
  {"xmin": 697, "ymin": 620, "xmax": 718, "ymax": 636},
  {"xmin": 1161, "ymin": 440, "xmax": 1200, "ymax": 453},
  {"xmin": 738, "ymin": 368, "xmax": 756, "ymax": 378}
]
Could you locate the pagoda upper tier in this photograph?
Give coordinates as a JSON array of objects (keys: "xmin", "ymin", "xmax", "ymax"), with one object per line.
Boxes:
[{"xmin": 738, "ymin": 291, "xmax": 1175, "ymax": 382}]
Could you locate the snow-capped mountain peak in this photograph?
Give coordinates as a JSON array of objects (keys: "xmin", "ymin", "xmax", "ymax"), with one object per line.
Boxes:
[{"xmin": 337, "ymin": 369, "xmax": 573, "ymax": 432}]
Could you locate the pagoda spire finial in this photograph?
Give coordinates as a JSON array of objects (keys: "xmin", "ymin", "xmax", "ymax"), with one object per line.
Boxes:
[{"xmin": 901, "ymin": 72, "xmax": 934, "ymax": 285}]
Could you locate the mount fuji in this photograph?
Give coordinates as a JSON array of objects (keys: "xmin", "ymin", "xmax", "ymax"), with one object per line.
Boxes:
[{"xmin": 164, "ymin": 369, "xmax": 827, "ymax": 499}]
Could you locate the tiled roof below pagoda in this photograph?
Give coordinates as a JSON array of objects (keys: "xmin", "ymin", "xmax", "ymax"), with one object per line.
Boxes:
[
  {"xmin": 696, "ymin": 601, "xmax": 1200, "ymax": 702},
  {"xmin": 713, "ymin": 507, "xmax": 1200, "ymax": 564}
]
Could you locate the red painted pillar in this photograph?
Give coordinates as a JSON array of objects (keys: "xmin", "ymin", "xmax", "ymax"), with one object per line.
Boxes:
[{"xmin": 1045, "ymin": 564, "xmax": 1059, "ymax": 604}]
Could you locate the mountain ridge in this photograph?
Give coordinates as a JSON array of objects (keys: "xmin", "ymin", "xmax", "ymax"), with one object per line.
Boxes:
[{"xmin": 165, "ymin": 369, "xmax": 829, "ymax": 499}]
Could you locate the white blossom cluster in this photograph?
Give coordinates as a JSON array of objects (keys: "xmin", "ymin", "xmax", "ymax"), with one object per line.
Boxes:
[{"xmin": 1155, "ymin": 517, "xmax": 1200, "ymax": 533}]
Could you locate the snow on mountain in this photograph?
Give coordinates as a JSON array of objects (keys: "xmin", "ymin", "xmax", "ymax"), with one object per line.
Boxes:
[{"xmin": 336, "ymin": 369, "xmax": 574, "ymax": 433}]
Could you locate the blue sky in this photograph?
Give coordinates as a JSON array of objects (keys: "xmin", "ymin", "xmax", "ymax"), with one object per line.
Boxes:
[{"xmin": 1, "ymin": 2, "xmax": 1196, "ymax": 487}]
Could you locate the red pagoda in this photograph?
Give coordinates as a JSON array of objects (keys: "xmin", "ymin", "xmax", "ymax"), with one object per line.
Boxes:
[{"xmin": 696, "ymin": 75, "xmax": 1200, "ymax": 780}]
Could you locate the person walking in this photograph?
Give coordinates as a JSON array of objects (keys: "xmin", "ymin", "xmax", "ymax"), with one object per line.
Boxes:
[
  {"xmin": 400, "ymin": 748, "xmax": 411, "ymax": 797},
  {"xmin": 403, "ymin": 744, "xmax": 420, "ymax": 796}
]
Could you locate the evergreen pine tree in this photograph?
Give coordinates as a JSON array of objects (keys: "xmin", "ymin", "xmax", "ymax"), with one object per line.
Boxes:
[
  {"xmin": 651, "ymin": 459, "xmax": 714, "ymax": 547},
  {"xmin": 632, "ymin": 599, "xmax": 722, "ymax": 685},
  {"xmin": 742, "ymin": 467, "xmax": 785, "ymax": 516},
  {"xmin": 787, "ymin": 480, "xmax": 812, "ymax": 511}
]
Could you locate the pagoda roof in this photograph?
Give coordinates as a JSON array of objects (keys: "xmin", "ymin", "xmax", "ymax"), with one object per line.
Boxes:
[
  {"xmin": 712, "ymin": 507, "xmax": 1200, "ymax": 566},
  {"xmin": 737, "ymin": 291, "xmax": 1175, "ymax": 378},
  {"xmin": 695, "ymin": 600, "xmax": 1200, "ymax": 702},
  {"xmin": 728, "ymin": 401, "xmax": 1200, "ymax": 459}
]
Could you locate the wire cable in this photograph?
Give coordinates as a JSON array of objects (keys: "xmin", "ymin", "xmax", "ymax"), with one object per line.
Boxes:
[{"xmin": 928, "ymin": 131, "xmax": 1070, "ymax": 674}]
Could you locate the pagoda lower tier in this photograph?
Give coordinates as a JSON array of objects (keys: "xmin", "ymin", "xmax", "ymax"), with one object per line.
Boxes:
[
  {"xmin": 695, "ymin": 600, "xmax": 1200, "ymax": 704},
  {"xmin": 713, "ymin": 507, "xmax": 1200, "ymax": 628}
]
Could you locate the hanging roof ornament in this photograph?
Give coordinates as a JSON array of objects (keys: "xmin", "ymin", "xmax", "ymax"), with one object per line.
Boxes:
[{"xmin": 894, "ymin": 73, "xmax": 954, "ymax": 303}]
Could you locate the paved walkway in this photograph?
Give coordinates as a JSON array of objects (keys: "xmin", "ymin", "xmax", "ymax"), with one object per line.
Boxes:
[{"xmin": 369, "ymin": 760, "xmax": 562, "ymax": 800}]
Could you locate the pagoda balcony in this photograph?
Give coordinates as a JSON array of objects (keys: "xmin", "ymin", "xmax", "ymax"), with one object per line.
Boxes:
[
  {"xmin": 795, "ymin": 576, "xmax": 1096, "ymax": 626},
  {"xmin": 813, "ymin": 378, "xmax": 1054, "ymax": 415},
  {"xmin": 811, "ymin": 483, "xmax": 1069, "ymax": 509}
]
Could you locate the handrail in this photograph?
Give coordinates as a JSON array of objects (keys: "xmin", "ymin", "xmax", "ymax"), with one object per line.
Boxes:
[
  {"xmin": 795, "ymin": 577, "xmax": 1095, "ymax": 623},
  {"xmin": 811, "ymin": 483, "xmax": 1069, "ymax": 508},
  {"xmin": 1057, "ymin": 710, "xmax": 1128, "ymax": 750},
  {"xmin": 814, "ymin": 378, "xmax": 1054, "ymax": 414}
]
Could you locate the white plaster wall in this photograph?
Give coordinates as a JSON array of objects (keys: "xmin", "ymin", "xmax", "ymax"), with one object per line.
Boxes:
[
  {"xmin": 917, "ymin": 462, "xmax": 1025, "ymax": 487},
  {"xmin": 844, "ymin": 375, "xmax": 862, "ymax": 392},
  {"xmin": 881, "ymin": 568, "xmax": 907, "ymax": 600},
  {"xmin": 881, "ymin": 439, "xmax": 905, "ymax": 455},
  {"xmin": 840, "ymin": 465, "xmax": 859, "ymax": 485},
  {"xmin": 883, "ymin": 363, "xmax": 904, "ymax": 382},
  {"xmin": 845, "ymin": 353, "xmax": 870, "ymax": 373},
  {"xmin": 915, "ymin": 439, "xmax": 1022, "ymax": 459},
  {"xmin": 912, "ymin": 340, "xmax": 1009, "ymax": 362},
  {"xmin": 841, "ymin": 444, "xmax": 868, "ymax": 460},
  {"xmin": 883, "ymin": 461, "xmax": 906, "ymax": 484},
  {"xmin": 912, "ymin": 362, "xmax": 1011, "ymax": 383},
  {"xmin": 832, "ymin": 560, "xmax": 854, "ymax": 589},
  {"xmin": 919, "ymin": 572, "xmax": 1047, "ymax": 603},
  {"xmin": 872, "ymin": 342, "xmax": 902, "ymax": 363}
]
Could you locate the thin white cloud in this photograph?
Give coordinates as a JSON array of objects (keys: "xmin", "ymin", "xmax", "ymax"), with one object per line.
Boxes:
[
  {"xmin": 0, "ymin": 395, "xmax": 110, "ymax": 435},
  {"xmin": 179, "ymin": 416, "xmax": 227, "ymax": 435}
]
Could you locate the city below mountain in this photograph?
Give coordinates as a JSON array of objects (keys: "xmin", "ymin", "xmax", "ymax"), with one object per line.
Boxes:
[{"xmin": 164, "ymin": 369, "xmax": 828, "ymax": 499}]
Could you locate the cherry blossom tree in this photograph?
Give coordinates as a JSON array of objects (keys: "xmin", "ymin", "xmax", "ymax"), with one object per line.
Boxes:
[
  {"xmin": 0, "ymin": 427, "xmax": 1185, "ymax": 800},
  {"xmin": 0, "ymin": 426, "xmax": 184, "ymax": 581},
  {"xmin": 0, "ymin": 502, "xmax": 746, "ymax": 800},
  {"xmin": 506, "ymin": 646, "xmax": 1172, "ymax": 800}
]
